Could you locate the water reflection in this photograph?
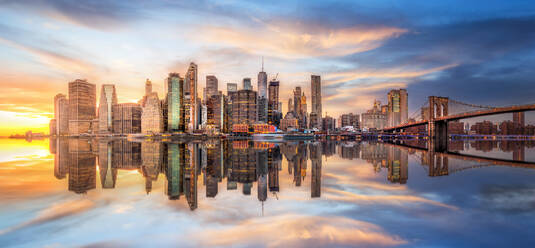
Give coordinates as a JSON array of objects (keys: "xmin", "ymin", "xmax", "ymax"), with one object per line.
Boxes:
[{"xmin": 50, "ymin": 138, "xmax": 535, "ymax": 210}]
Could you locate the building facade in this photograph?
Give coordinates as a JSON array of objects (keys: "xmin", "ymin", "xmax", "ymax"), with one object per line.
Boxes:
[
  {"xmin": 310, "ymin": 75, "xmax": 322, "ymax": 129},
  {"xmin": 205, "ymin": 75, "xmax": 218, "ymax": 99},
  {"xmin": 113, "ymin": 103, "xmax": 142, "ymax": 134},
  {"xmin": 141, "ymin": 92, "xmax": 164, "ymax": 134},
  {"xmin": 98, "ymin": 84, "xmax": 118, "ymax": 134},
  {"xmin": 230, "ymin": 89, "xmax": 257, "ymax": 126},
  {"xmin": 387, "ymin": 89, "xmax": 408, "ymax": 127},
  {"xmin": 68, "ymin": 79, "xmax": 96, "ymax": 135},
  {"xmin": 268, "ymin": 80, "xmax": 280, "ymax": 127},
  {"xmin": 362, "ymin": 100, "xmax": 387, "ymax": 130},
  {"xmin": 167, "ymin": 73, "xmax": 185, "ymax": 132},
  {"xmin": 54, "ymin": 93, "xmax": 69, "ymax": 136},
  {"xmin": 340, "ymin": 113, "xmax": 360, "ymax": 129}
]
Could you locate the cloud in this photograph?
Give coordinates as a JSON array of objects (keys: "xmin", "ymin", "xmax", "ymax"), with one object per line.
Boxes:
[
  {"xmin": 193, "ymin": 214, "xmax": 407, "ymax": 247},
  {"xmin": 0, "ymin": 37, "xmax": 94, "ymax": 74},
  {"xmin": 198, "ymin": 24, "xmax": 407, "ymax": 58},
  {"xmin": 1, "ymin": 0, "xmax": 143, "ymax": 30},
  {"xmin": 0, "ymin": 199, "xmax": 95, "ymax": 235}
]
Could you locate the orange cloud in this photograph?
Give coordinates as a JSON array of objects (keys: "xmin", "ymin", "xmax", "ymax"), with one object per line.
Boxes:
[
  {"xmin": 199, "ymin": 24, "xmax": 407, "ymax": 58},
  {"xmin": 194, "ymin": 214, "xmax": 407, "ymax": 247}
]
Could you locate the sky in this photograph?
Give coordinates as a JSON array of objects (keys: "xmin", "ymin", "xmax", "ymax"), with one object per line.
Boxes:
[{"xmin": 1, "ymin": 0, "xmax": 535, "ymax": 135}]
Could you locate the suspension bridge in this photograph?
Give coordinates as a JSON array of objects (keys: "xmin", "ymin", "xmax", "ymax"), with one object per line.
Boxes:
[{"xmin": 382, "ymin": 96, "xmax": 535, "ymax": 151}]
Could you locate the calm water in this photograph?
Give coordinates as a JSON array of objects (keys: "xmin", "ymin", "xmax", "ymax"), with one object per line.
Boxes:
[{"xmin": 1, "ymin": 138, "xmax": 535, "ymax": 247}]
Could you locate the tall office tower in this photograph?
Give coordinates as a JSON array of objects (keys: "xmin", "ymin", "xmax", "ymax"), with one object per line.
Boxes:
[
  {"xmin": 362, "ymin": 100, "xmax": 387, "ymax": 129},
  {"xmin": 243, "ymin": 78, "xmax": 252, "ymax": 90},
  {"xmin": 206, "ymin": 75, "xmax": 218, "ymax": 99},
  {"xmin": 257, "ymin": 65, "xmax": 268, "ymax": 123},
  {"xmin": 68, "ymin": 79, "xmax": 96, "ymax": 135},
  {"xmin": 513, "ymin": 112, "xmax": 525, "ymax": 126},
  {"xmin": 227, "ymin": 83, "xmax": 238, "ymax": 94},
  {"xmin": 387, "ymin": 89, "xmax": 408, "ymax": 127},
  {"xmin": 113, "ymin": 103, "xmax": 142, "ymax": 134},
  {"xmin": 288, "ymin": 98, "xmax": 293, "ymax": 113},
  {"xmin": 54, "ymin": 93, "xmax": 69, "ymax": 135},
  {"xmin": 230, "ymin": 89, "xmax": 257, "ymax": 126},
  {"xmin": 310, "ymin": 75, "xmax": 322, "ymax": 129},
  {"xmin": 141, "ymin": 92, "xmax": 163, "ymax": 134},
  {"xmin": 293, "ymin": 87, "xmax": 307, "ymax": 128},
  {"xmin": 167, "ymin": 73, "xmax": 185, "ymax": 132},
  {"xmin": 98, "ymin": 84, "xmax": 117, "ymax": 134},
  {"xmin": 268, "ymin": 80, "xmax": 280, "ymax": 125},
  {"xmin": 185, "ymin": 62, "xmax": 198, "ymax": 131},
  {"xmin": 206, "ymin": 92, "xmax": 225, "ymax": 131}
]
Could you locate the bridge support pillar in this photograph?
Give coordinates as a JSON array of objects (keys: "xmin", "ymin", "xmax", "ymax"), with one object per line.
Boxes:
[{"xmin": 428, "ymin": 121, "xmax": 448, "ymax": 152}]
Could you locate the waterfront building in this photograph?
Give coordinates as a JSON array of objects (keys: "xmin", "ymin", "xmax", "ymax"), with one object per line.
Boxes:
[
  {"xmin": 230, "ymin": 89, "xmax": 257, "ymax": 126},
  {"xmin": 322, "ymin": 116, "xmax": 336, "ymax": 132},
  {"xmin": 292, "ymin": 87, "xmax": 307, "ymax": 129},
  {"xmin": 340, "ymin": 113, "xmax": 360, "ymax": 129},
  {"xmin": 167, "ymin": 73, "xmax": 185, "ymax": 132},
  {"xmin": 68, "ymin": 79, "xmax": 96, "ymax": 135},
  {"xmin": 113, "ymin": 103, "xmax": 142, "ymax": 134},
  {"xmin": 98, "ymin": 84, "xmax": 118, "ymax": 134},
  {"xmin": 361, "ymin": 100, "xmax": 387, "ymax": 130},
  {"xmin": 471, "ymin": 121, "xmax": 498, "ymax": 135},
  {"xmin": 280, "ymin": 112, "xmax": 299, "ymax": 131},
  {"xmin": 268, "ymin": 80, "xmax": 280, "ymax": 126},
  {"xmin": 206, "ymin": 75, "xmax": 218, "ymax": 99},
  {"xmin": 310, "ymin": 75, "xmax": 322, "ymax": 129},
  {"xmin": 207, "ymin": 92, "xmax": 225, "ymax": 131},
  {"xmin": 54, "ymin": 93, "xmax": 69, "ymax": 136},
  {"xmin": 387, "ymin": 89, "xmax": 408, "ymax": 126},
  {"xmin": 141, "ymin": 92, "xmax": 163, "ymax": 134},
  {"xmin": 185, "ymin": 63, "xmax": 198, "ymax": 131}
]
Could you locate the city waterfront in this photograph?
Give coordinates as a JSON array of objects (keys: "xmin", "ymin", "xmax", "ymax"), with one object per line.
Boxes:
[{"xmin": 1, "ymin": 138, "xmax": 534, "ymax": 247}]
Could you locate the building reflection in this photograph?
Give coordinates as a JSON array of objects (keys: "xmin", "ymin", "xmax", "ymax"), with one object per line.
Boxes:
[{"xmin": 50, "ymin": 138, "xmax": 535, "ymax": 210}]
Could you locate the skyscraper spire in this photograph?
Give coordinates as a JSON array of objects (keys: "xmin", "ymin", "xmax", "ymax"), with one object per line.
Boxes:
[{"xmin": 262, "ymin": 56, "xmax": 264, "ymax": 72}]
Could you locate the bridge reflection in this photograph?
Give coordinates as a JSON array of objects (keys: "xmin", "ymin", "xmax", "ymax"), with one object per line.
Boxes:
[
  {"xmin": 384, "ymin": 139, "xmax": 535, "ymax": 177},
  {"xmin": 49, "ymin": 138, "xmax": 535, "ymax": 209}
]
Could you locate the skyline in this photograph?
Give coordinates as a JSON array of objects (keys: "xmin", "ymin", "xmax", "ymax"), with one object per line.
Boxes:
[{"xmin": 2, "ymin": 1, "xmax": 535, "ymax": 135}]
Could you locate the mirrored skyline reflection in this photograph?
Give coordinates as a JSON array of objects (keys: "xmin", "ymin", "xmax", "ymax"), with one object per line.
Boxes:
[{"xmin": 1, "ymin": 138, "xmax": 535, "ymax": 247}]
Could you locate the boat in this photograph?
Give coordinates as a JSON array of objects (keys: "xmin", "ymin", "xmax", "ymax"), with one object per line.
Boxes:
[{"xmin": 252, "ymin": 133, "xmax": 284, "ymax": 140}]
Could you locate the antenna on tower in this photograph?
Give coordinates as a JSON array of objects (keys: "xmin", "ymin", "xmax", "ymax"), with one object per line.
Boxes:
[{"xmin": 261, "ymin": 56, "xmax": 264, "ymax": 72}]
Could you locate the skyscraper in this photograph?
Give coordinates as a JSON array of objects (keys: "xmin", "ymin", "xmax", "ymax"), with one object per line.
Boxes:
[
  {"xmin": 54, "ymin": 93, "xmax": 69, "ymax": 136},
  {"xmin": 230, "ymin": 89, "xmax": 257, "ymax": 126},
  {"xmin": 98, "ymin": 84, "xmax": 117, "ymax": 134},
  {"xmin": 293, "ymin": 87, "xmax": 307, "ymax": 128},
  {"xmin": 185, "ymin": 63, "xmax": 198, "ymax": 131},
  {"xmin": 257, "ymin": 65, "xmax": 268, "ymax": 123},
  {"xmin": 68, "ymin": 79, "xmax": 96, "ymax": 135},
  {"xmin": 387, "ymin": 89, "xmax": 408, "ymax": 127},
  {"xmin": 268, "ymin": 80, "xmax": 280, "ymax": 126},
  {"xmin": 206, "ymin": 75, "xmax": 218, "ymax": 99},
  {"xmin": 243, "ymin": 78, "xmax": 252, "ymax": 90},
  {"xmin": 167, "ymin": 73, "xmax": 185, "ymax": 132},
  {"xmin": 310, "ymin": 75, "xmax": 322, "ymax": 129},
  {"xmin": 113, "ymin": 103, "xmax": 142, "ymax": 134},
  {"xmin": 141, "ymin": 92, "xmax": 163, "ymax": 134}
]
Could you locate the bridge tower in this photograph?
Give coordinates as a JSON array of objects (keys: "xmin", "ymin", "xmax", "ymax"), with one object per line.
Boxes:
[{"xmin": 428, "ymin": 96, "xmax": 449, "ymax": 152}]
